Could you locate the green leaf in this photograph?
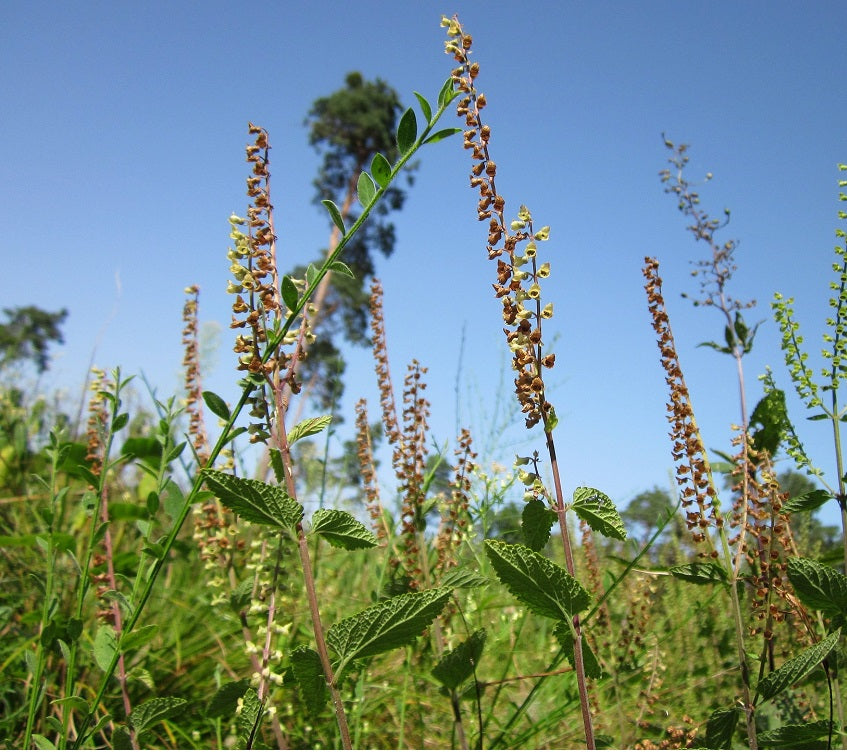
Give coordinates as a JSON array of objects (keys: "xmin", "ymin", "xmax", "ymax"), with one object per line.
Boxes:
[
  {"xmin": 51, "ymin": 695, "xmax": 90, "ymax": 714},
  {"xmin": 120, "ymin": 624, "xmax": 158, "ymax": 653},
  {"xmin": 206, "ymin": 679, "xmax": 250, "ymax": 718},
  {"xmin": 440, "ymin": 567, "xmax": 489, "ymax": 589},
  {"xmin": 311, "ymin": 508, "xmax": 377, "ymax": 550},
  {"xmin": 281, "ymin": 275, "xmax": 299, "ymax": 311},
  {"xmin": 202, "ymin": 391, "xmax": 230, "ymax": 421},
  {"xmin": 521, "ymin": 497, "xmax": 556, "ymax": 551},
  {"xmin": 322, "ymin": 199, "xmax": 346, "ymax": 234},
  {"xmin": 112, "ymin": 412, "xmax": 129, "ymax": 432},
  {"xmin": 306, "ymin": 262, "xmax": 319, "ymax": 287},
  {"xmin": 396, "ymin": 107, "xmax": 417, "ymax": 154},
  {"xmin": 422, "ymin": 127, "xmax": 462, "ymax": 145},
  {"xmin": 93, "ymin": 624, "xmax": 117, "ymax": 672},
  {"xmin": 553, "ymin": 622, "xmax": 602, "ymax": 678},
  {"xmin": 329, "ymin": 260, "xmax": 355, "ymax": 278},
  {"xmin": 413, "ymin": 91, "xmax": 432, "ymax": 123},
  {"xmin": 202, "ymin": 469, "xmax": 303, "ymax": 530},
  {"xmin": 111, "ymin": 725, "xmax": 132, "ymax": 750},
  {"xmin": 749, "ymin": 389, "xmax": 789, "ymax": 455},
  {"xmin": 807, "ymin": 413, "xmax": 829, "ymax": 421},
  {"xmin": 371, "ymin": 152, "xmax": 392, "ymax": 188},
  {"xmin": 290, "ymin": 646, "xmax": 329, "ymax": 712},
  {"xmin": 484, "ymin": 539, "xmax": 590, "ymax": 621},
  {"xmin": 705, "ymin": 706, "xmax": 739, "ymax": 749},
  {"xmin": 437, "ymin": 76, "xmax": 456, "ymax": 108},
  {"xmin": 782, "ymin": 489, "xmax": 833, "ymax": 513},
  {"xmin": 787, "ymin": 557, "xmax": 847, "ymax": 615},
  {"xmin": 327, "ymin": 587, "xmax": 452, "ymax": 677},
  {"xmin": 757, "ymin": 721, "xmax": 833, "ymax": 749},
  {"xmin": 572, "ymin": 488, "xmax": 627, "ymax": 541},
  {"xmin": 697, "ymin": 340, "xmax": 732, "ymax": 354},
  {"xmin": 130, "ymin": 696, "xmax": 187, "ymax": 735},
  {"xmin": 669, "ymin": 561, "xmax": 728, "ymax": 585},
  {"xmin": 287, "ymin": 415, "xmax": 332, "ymax": 446},
  {"xmin": 121, "ymin": 437, "xmax": 161, "ymax": 462},
  {"xmin": 757, "ymin": 629, "xmax": 840, "ymax": 702},
  {"xmin": 235, "ymin": 688, "xmax": 261, "ymax": 749},
  {"xmin": 432, "ymin": 629, "xmax": 486, "ymax": 690},
  {"xmin": 229, "ymin": 579, "xmax": 254, "ymax": 613},
  {"xmin": 357, "ymin": 171, "xmax": 377, "ymax": 207},
  {"xmin": 31, "ymin": 735, "xmax": 57, "ymax": 750}
]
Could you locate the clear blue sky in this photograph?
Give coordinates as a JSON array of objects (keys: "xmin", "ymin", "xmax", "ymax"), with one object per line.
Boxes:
[{"xmin": 2, "ymin": 1, "xmax": 846, "ymax": 526}]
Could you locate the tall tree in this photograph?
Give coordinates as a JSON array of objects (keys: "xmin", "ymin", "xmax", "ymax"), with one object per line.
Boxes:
[{"xmin": 0, "ymin": 305, "xmax": 68, "ymax": 374}]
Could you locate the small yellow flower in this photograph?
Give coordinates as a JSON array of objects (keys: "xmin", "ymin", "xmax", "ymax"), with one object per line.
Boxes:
[
  {"xmin": 518, "ymin": 205, "xmax": 531, "ymax": 222},
  {"xmin": 541, "ymin": 303, "xmax": 554, "ymax": 319},
  {"xmin": 534, "ymin": 226, "xmax": 550, "ymax": 241},
  {"xmin": 528, "ymin": 282, "xmax": 541, "ymax": 299},
  {"xmin": 525, "ymin": 242, "xmax": 537, "ymax": 258},
  {"xmin": 510, "ymin": 219, "xmax": 526, "ymax": 231},
  {"xmin": 537, "ymin": 262, "xmax": 551, "ymax": 278}
]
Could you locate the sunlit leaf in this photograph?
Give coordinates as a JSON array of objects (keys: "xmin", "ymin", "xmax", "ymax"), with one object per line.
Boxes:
[
  {"xmin": 669, "ymin": 561, "xmax": 727, "ymax": 585},
  {"xmin": 93, "ymin": 624, "xmax": 117, "ymax": 672},
  {"xmin": 202, "ymin": 469, "xmax": 303, "ymax": 530},
  {"xmin": 396, "ymin": 107, "xmax": 417, "ymax": 154},
  {"xmin": 321, "ymin": 199, "xmax": 345, "ymax": 234},
  {"xmin": 413, "ymin": 91, "xmax": 432, "ymax": 123},
  {"xmin": 202, "ymin": 391, "xmax": 230, "ymax": 421},
  {"xmin": 329, "ymin": 260, "xmax": 355, "ymax": 278},
  {"xmin": 572, "ymin": 487, "xmax": 626, "ymax": 541},
  {"xmin": 757, "ymin": 721, "xmax": 833, "ymax": 749},
  {"xmin": 782, "ymin": 489, "xmax": 832, "ymax": 513},
  {"xmin": 129, "ymin": 697, "xmax": 187, "ymax": 735},
  {"xmin": 357, "ymin": 171, "xmax": 377, "ymax": 207},
  {"xmin": 758, "ymin": 629, "xmax": 840, "ymax": 702},
  {"xmin": 281, "ymin": 275, "xmax": 299, "ymax": 311},
  {"xmin": 287, "ymin": 415, "xmax": 332, "ymax": 446},
  {"xmin": 437, "ymin": 76, "xmax": 456, "ymax": 108},
  {"xmin": 521, "ymin": 497, "xmax": 556, "ymax": 551},
  {"xmin": 787, "ymin": 557, "xmax": 847, "ymax": 615},
  {"xmin": 422, "ymin": 127, "xmax": 462, "ymax": 145},
  {"xmin": 371, "ymin": 153, "xmax": 392, "ymax": 188},
  {"xmin": 311, "ymin": 508, "xmax": 377, "ymax": 550}
]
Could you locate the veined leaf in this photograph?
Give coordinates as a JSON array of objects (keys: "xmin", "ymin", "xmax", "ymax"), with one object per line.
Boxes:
[
  {"xmin": 787, "ymin": 557, "xmax": 847, "ymax": 615},
  {"xmin": 705, "ymin": 706, "xmax": 739, "ymax": 749},
  {"xmin": 422, "ymin": 127, "xmax": 462, "ymax": 145},
  {"xmin": 371, "ymin": 152, "xmax": 392, "ymax": 188},
  {"xmin": 669, "ymin": 561, "xmax": 727, "ymax": 585},
  {"xmin": 396, "ymin": 107, "xmax": 417, "ymax": 154},
  {"xmin": 311, "ymin": 508, "xmax": 377, "ymax": 550},
  {"xmin": 440, "ymin": 567, "xmax": 489, "ymax": 589},
  {"xmin": 202, "ymin": 391, "xmax": 230, "ymax": 420},
  {"xmin": 521, "ymin": 497, "xmax": 556, "ymax": 551},
  {"xmin": 432, "ymin": 629, "xmax": 486, "ymax": 690},
  {"xmin": 783, "ymin": 489, "xmax": 832, "ymax": 513},
  {"xmin": 357, "ymin": 171, "xmax": 377, "ymax": 207},
  {"xmin": 749, "ymin": 389, "xmax": 789, "ymax": 455},
  {"xmin": 322, "ymin": 199, "xmax": 345, "ymax": 234},
  {"xmin": 484, "ymin": 539, "xmax": 590, "ymax": 621},
  {"xmin": 93, "ymin": 624, "xmax": 117, "ymax": 672},
  {"xmin": 281, "ymin": 275, "xmax": 299, "ymax": 311},
  {"xmin": 757, "ymin": 721, "xmax": 833, "ymax": 749},
  {"xmin": 437, "ymin": 76, "xmax": 456, "ymax": 108},
  {"xmin": 757, "ymin": 629, "xmax": 840, "ymax": 702},
  {"xmin": 413, "ymin": 91, "xmax": 432, "ymax": 123},
  {"xmin": 290, "ymin": 646, "xmax": 328, "ymax": 712},
  {"xmin": 206, "ymin": 679, "xmax": 250, "ymax": 718},
  {"xmin": 327, "ymin": 587, "xmax": 451, "ymax": 677},
  {"xmin": 287, "ymin": 415, "xmax": 332, "ymax": 446},
  {"xmin": 553, "ymin": 622, "xmax": 602, "ymax": 678},
  {"xmin": 110, "ymin": 725, "xmax": 132, "ymax": 750},
  {"xmin": 329, "ymin": 260, "xmax": 355, "ymax": 278},
  {"xmin": 306, "ymin": 262, "xmax": 319, "ymax": 287},
  {"xmin": 235, "ymin": 688, "xmax": 261, "ymax": 749},
  {"xmin": 572, "ymin": 487, "xmax": 626, "ymax": 541},
  {"xmin": 202, "ymin": 469, "xmax": 303, "ymax": 530},
  {"xmin": 129, "ymin": 696, "xmax": 188, "ymax": 735}
]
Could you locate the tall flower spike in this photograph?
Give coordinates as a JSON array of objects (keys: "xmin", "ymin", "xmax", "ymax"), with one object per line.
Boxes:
[
  {"xmin": 370, "ymin": 279, "xmax": 401, "ymax": 445},
  {"xmin": 445, "ymin": 16, "xmax": 555, "ymax": 429},
  {"xmin": 182, "ymin": 285, "xmax": 210, "ymax": 465}
]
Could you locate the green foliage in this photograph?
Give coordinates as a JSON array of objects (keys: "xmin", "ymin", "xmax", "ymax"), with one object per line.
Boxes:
[
  {"xmin": 0, "ymin": 305, "xmax": 67, "ymax": 374},
  {"xmin": 431, "ymin": 629, "xmax": 486, "ymax": 690},
  {"xmin": 202, "ymin": 469, "xmax": 303, "ymax": 529},
  {"xmin": 311, "ymin": 508, "xmax": 378, "ymax": 550},
  {"xmin": 572, "ymin": 487, "xmax": 626, "ymax": 541}
]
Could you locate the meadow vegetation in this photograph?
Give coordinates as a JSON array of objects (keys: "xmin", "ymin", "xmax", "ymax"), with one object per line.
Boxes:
[{"xmin": 2, "ymin": 14, "xmax": 847, "ymax": 750}]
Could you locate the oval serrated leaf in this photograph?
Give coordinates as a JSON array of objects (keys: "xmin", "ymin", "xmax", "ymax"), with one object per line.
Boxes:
[
  {"xmin": 202, "ymin": 469, "xmax": 303, "ymax": 529},
  {"xmin": 371, "ymin": 152, "xmax": 391, "ymax": 188},
  {"xmin": 311, "ymin": 508, "xmax": 377, "ymax": 550},
  {"xmin": 757, "ymin": 720, "xmax": 833, "ymax": 748},
  {"xmin": 206, "ymin": 679, "xmax": 250, "ymax": 718},
  {"xmin": 484, "ymin": 539, "xmax": 590, "ymax": 621},
  {"xmin": 321, "ymin": 199, "xmax": 346, "ymax": 234},
  {"xmin": 413, "ymin": 91, "xmax": 432, "ymax": 123},
  {"xmin": 432, "ymin": 629, "xmax": 486, "ymax": 690},
  {"xmin": 553, "ymin": 622, "xmax": 602, "ymax": 679},
  {"xmin": 669, "ymin": 561, "xmax": 728, "ymax": 585},
  {"xmin": 290, "ymin": 646, "xmax": 329, "ymax": 712},
  {"xmin": 422, "ymin": 127, "xmax": 463, "ymax": 145},
  {"xmin": 396, "ymin": 107, "xmax": 417, "ymax": 154},
  {"xmin": 357, "ymin": 171, "xmax": 377, "ymax": 207},
  {"xmin": 572, "ymin": 487, "xmax": 626, "ymax": 541},
  {"xmin": 782, "ymin": 489, "xmax": 833, "ymax": 513},
  {"xmin": 235, "ymin": 688, "xmax": 261, "ymax": 749},
  {"xmin": 758, "ymin": 629, "xmax": 840, "ymax": 702},
  {"xmin": 787, "ymin": 557, "xmax": 847, "ymax": 615},
  {"xmin": 129, "ymin": 696, "xmax": 188, "ymax": 735},
  {"xmin": 705, "ymin": 706, "xmax": 739, "ymax": 749},
  {"xmin": 281, "ymin": 275, "xmax": 299, "ymax": 311},
  {"xmin": 327, "ymin": 587, "xmax": 452, "ymax": 678},
  {"xmin": 202, "ymin": 391, "xmax": 230, "ymax": 421},
  {"xmin": 522, "ymin": 497, "xmax": 556, "ymax": 551},
  {"xmin": 287, "ymin": 415, "xmax": 332, "ymax": 445}
]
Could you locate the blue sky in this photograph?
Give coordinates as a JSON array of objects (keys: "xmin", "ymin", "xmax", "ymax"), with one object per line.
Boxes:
[{"xmin": 2, "ymin": 1, "xmax": 846, "ymax": 527}]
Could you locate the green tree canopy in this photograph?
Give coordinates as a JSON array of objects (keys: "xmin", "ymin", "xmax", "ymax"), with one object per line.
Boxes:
[{"xmin": 0, "ymin": 305, "xmax": 68, "ymax": 373}]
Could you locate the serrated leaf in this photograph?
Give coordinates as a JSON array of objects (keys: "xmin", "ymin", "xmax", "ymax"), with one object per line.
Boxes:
[
  {"xmin": 311, "ymin": 508, "xmax": 377, "ymax": 550},
  {"xmin": 111, "ymin": 725, "xmax": 132, "ymax": 750},
  {"xmin": 371, "ymin": 153, "xmax": 391, "ymax": 188},
  {"xmin": 235, "ymin": 688, "xmax": 261, "ymax": 749},
  {"xmin": 783, "ymin": 489, "xmax": 833, "ymax": 513},
  {"xmin": 572, "ymin": 488, "xmax": 627, "ymax": 541},
  {"xmin": 396, "ymin": 107, "xmax": 417, "ymax": 154},
  {"xmin": 413, "ymin": 91, "xmax": 432, "ymax": 123},
  {"xmin": 202, "ymin": 469, "xmax": 303, "ymax": 529},
  {"xmin": 440, "ymin": 567, "xmax": 489, "ymax": 589},
  {"xmin": 758, "ymin": 629, "xmax": 840, "ymax": 702},
  {"xmin": 287, "ymin": 415, "xmax": 332, "ymax": 445},
  {"xmin": 327, "ymin": 587, "xmax": 452, "ymax": 677},
  {"xmin": 329, "ymin": 260, "xmax": 355, "ymax": 278},
  {"xmin": 422, "ymin": 127, "xmax": 463, "ymax": 145},
  {"xmin": 206, "ymin": 679, "xmax": 250, "ymax": 718},
  {"xmin": 229, "ymin": 578, "xmax": 254, "ymax": 613},
  {"xmin": 787, "ymin": 557, "xmax": 847, "ymax": 615},
  {"xmin": 120, "ymin": 624, "xmax": 158, "ymax": 653},
  {"xmin": 669, "ymin": 561, "xmax": 728, "ymax": 585},
  {"xmin": 553, "ymin": 622, "xmax": 602, "ymax": 679},
  {"xmin": 757, "ymin": 721, "xmax": 833, "ymax": 749},
  {"xmin": 432, "ymin": 629, "xmax": 486, "ymax": 690},
  {"xmin": 129, "ymin": 696, "xmax": 187, "ymax": 735},
  {"xmin": 521, "ymin": 497, "xmax": 556, "ymax": 551},
  {"xmin": 437, "ymin": 76, "xmax": 456, "ymax": 108},
  {"xmin": 290, "ymin": 646, "xmax": 329, "ymax": 712},
  {"xmin": 93, "ymin": 624, "xmax": 117, "ymax": 672},
  {"xmin": 484, "ymin": 539, "xmax": 590, "ymax": 621},
  {"xmin": 357, "ymin": 171, "xmax": 377, "ymax": 207},
  {"xmin": 321, "ymin": 199, "xmax": 346, "ymax": 234},
  {"xmin": 705, "ymin": 706, "xmax": 739, "ymax": 749},
  {"xmin": 749, "ymin": 389, "xmax": 789, "ymax": 455},
  {"xmin": 202, "ymin": 391, "xmax": 230, "ymax": 420},
  {"xmin": 281, "ymin": 275, "xmax": 299, "ymax": 311}
]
